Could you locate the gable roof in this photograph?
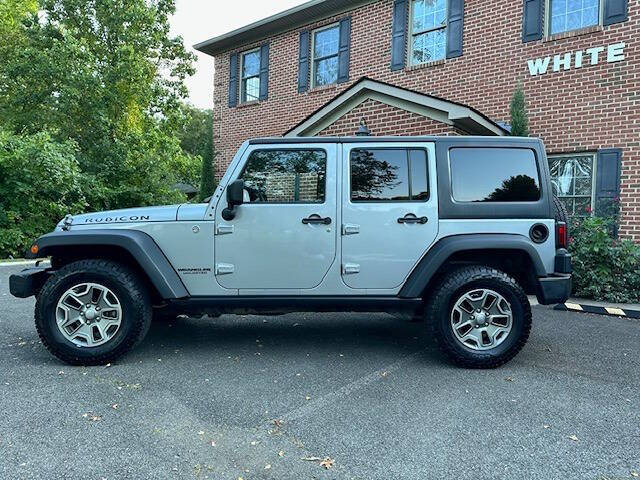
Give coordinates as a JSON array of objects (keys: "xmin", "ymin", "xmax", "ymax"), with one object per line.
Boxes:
[
  {"xmin": 194, "ymin": 0, "xmax": 375, "ymax": 56},
  {"xmin": 284, "ymin": 78, "xmax": 509, "ymax": 137}
]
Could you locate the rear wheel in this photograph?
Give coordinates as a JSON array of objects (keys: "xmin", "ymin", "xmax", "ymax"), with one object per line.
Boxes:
[
  {"xmin": 426, "ymin": 266, "xmax": 532, "ymax": 368},
  {"xmin": 35, "ymin": 259, "xmax": 152, "ymax": 366}
]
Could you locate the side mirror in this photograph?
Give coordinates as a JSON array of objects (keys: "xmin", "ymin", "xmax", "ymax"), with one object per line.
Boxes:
[{"xmin": 222, "ymin": 179, "xmax": 244, "ymax": 221}]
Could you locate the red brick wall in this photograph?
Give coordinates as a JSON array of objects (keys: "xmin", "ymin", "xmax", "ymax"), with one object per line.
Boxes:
[
  {"xmin": 211, "ymin": 0, "xmax": 640, "ymax": 239},
  {"xmin": 316, "ymin": 98, "xmax": 459, "ymax": 136}
]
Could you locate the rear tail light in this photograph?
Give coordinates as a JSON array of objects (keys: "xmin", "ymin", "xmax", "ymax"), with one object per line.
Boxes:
[{"xmin": 556, "ymin": 222, "xmax": 568, "ymax": 249}]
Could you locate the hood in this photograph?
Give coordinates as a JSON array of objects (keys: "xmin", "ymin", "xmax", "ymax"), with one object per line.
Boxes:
[{"xmin": 58, "ymin": 205, "xmax": 181, "ymax": 229}]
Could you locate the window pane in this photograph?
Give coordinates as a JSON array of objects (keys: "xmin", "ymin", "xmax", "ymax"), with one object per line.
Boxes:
[
  {"xmin": 314, "ymin": 26, "xmax": 339, "ymax": 58},
  {"xmin": 315, "ymin": 57, "xmax": 338, "ymax": 86},
  {"xmin": 411, "ymin": 29, "xmax": 446, "ymax": 64},
  {"xmin": 412, "ymin": 0, "xmax": 446, "ymax": 32},
  {"xmin": 549, "ymin": 154, "xmax": 594, "ymax": 216},
  {"xmin": 242, "ymin": 51, "xmax": 260, "ymax": 78},
  {"xmin": 549, "ymin": 0, "xmax": 599, "ymax": 35},
  {"xmin": 409, "ymin": 150, "xmax": 429, "ymax": 200},
  {"xmin": 241, "ymin": 150, "xmax": 327, "ymax": 203},
  {"xmin": 450, "ymin": 148, "xmax": 541, "ymax": 202},
  {"xmin": 242, "ymin": 77, "xmax": 260, "ymax": 102},
  {"xmin": 351, "ymin": 149, "xmax": 410, "ymax": 201}
]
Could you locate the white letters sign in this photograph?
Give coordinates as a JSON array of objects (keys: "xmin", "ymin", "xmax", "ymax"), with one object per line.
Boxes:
[{"xmin": 527, "ymin": 42, "xmax": 625, "ymax": 76}]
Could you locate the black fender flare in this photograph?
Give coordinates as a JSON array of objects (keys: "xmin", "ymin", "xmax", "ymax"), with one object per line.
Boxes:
[
  {"xmin": 28, "ymin": 229, "xmax": 189, "ymax": 299},
  {"xmin": 399, "ymin": 234, "xmax": 548, "ymax": 298}
]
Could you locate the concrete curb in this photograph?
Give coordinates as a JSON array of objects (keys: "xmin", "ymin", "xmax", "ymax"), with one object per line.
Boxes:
[{"xmin": 554, "ymin": 302, "xmax": 640, "ymax": 319}]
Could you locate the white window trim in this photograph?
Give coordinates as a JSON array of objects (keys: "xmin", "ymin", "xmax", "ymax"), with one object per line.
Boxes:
[
  {"xmin": 545, "ymin": 0, "xmax": 603, "ymax": 37},
  {"xmin": 548, "ymin": 152, "xmax": 598, "ymax": 216},
  {"xmin": 240, "ymin": 47, "xmax": 261, "ymax": 104},
  {"xmin": 310, "ymin": 22, "xmax": 340, "ymax": 88},
  {"xmin": 409, "ymin": 0, "xmax": 448, "ymax": 66}
]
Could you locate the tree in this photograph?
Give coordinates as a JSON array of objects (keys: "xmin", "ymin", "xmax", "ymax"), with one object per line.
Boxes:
[
  {"xmin": 175, "ymin": 104, "xmax": 216, "ymax": 201},
  {"xmin": 509, "ymin": 82, "xmax": 529, "ymax": 137},
  {"xmin": 0, "ymin": 129, "xmax": 86, "ymax": 258},
  {"xmin": 0, "ymin": 0, "xmax": 198, "ymax": 210}
]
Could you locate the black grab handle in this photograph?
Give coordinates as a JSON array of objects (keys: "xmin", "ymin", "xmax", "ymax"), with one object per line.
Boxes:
[
  {"xmin": 397, "ymin": 214, "xmax": 428, "ymax": 225},
  {"xmin": 302, "ymin": 214, "xmax": 332, "ymax": 225}
]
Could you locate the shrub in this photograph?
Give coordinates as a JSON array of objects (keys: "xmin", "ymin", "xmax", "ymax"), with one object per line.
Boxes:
[
  {"xmin": 569, "ymin": 215, "xmax": 640, "ymax": 303},
  {"xmin": 0, "ymin": 130, "xmax": 87, "ymax": 258}
]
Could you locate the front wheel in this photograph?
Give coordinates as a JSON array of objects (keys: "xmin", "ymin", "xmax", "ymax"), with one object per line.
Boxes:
[
  {"xmin": 426, "ymin": 266, "xmax": 532, "ymax": 368},
  {"xmin": 35, "ymin": 259, "xmax": 152, "ymax": 366}
]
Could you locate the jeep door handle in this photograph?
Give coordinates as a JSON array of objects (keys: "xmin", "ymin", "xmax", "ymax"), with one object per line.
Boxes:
[
  {"xmin": 302, "ymin": 214, "xmax": 332, "ymax": 225},
  {"xmin": 398, "ymin": 214, "xmax": 428, "ymax": 224}
]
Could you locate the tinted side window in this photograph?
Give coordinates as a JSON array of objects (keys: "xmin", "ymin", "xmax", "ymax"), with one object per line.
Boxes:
[
  {"xmin": 450, "ymin": 148, "xmax": 541, "ymax": 202},
  {"xmin": 241, "ymin": 150, "xmax": 326, "ymax": 203},
  {"xmin": 350, "ymin": 148, "xmax": 428, "ymax": 202}
]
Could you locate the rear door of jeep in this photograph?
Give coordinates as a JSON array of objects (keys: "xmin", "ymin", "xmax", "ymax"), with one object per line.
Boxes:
[{"xmin": 340, "ymin": 140, "xmax": 439, "ymax": 289}]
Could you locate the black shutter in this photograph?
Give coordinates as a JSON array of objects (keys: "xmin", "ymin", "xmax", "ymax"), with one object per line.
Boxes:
[
  {"xmin": 603, "ymin": 0, "xmax": 628, "ymax": 25},
  {"xmin": 522, "ymin": 0, "xmax": 543, "ymax": 43},
  {"xmin": 595, "ymin": 149, "xmax": 622, "ymax": 220},
  {"xmin": 259, "ymin": 43, "xmax": 270, "ymax": 101},
  {"xmin": 298, "ymin": 31, "xmax": 310, "ymax": 93},
  {"xmin": 337, "ymin": 17, "xmax": 351, "ymax": 84},
  {"xmin": 390, "ymin": 0, "xmax": 408, "ymax": 71},
  {"xmin": 228, "ymin": 52, "xmax": 238, "ymax": 108},
  {"xmin": 446, "ymin": 0, "xmax": 464, "ymax": 59}
]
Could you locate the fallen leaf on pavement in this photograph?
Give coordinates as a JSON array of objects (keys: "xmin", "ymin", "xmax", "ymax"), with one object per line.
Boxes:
[
  {"xmin": 543, "ymin": 425, "xmax": 550, "ymax": 429},
  {"xmin": 631, "ymin": 472, "xmax": 638, "ymax": 477},
  {"xmin": 58, "ymin": 371, "xmax": 64, "ymax": 375},
  {"xmin": 112, "ymin": 404, "xmax": 118, "ymax": 410},
  {"xmin": 568, "ymin": 435, "xmax": 579, "ymax": 442},
  {"xmin": 305, "ymin": 396, "xmax": 311, "ymax": 401},
  {"xmin": 273, "ymin": 419, "xmax": 284, "ymax": 428},
  {"xmin": 319, "ymin": 458, "xmax": 334, "ymax": 469},
  {"xmin": 198, "ymin": 431, "xmax": 204, "ymax": 435},
  {"xmin": 105, "ymin": 363, "xmax": 111, "ymax": 368},
  {"xmin": 278, "ymin": 450, "xmax": 284, "ymax": 457},
  {"xmin": 504, "ymin": 376, "xmax": 514, "ymax": 382},
  {"xmin": 264, "ymin": 464, "xmax": 271, "ymax": 470},
  {"xmin": 211, "ymin": 441, "xmax": 216, "ymax": 447}
]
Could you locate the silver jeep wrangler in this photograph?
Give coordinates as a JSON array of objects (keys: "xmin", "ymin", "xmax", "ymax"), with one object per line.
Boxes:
[{"xmin": 10, "ymin": 136, "xmax": 572, "ymax": 368}]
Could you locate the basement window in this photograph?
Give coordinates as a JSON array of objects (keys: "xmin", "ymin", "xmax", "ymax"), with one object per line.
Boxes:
[
  {"xmin": 410, "ymin": 0, "xmax": 447, "ymax": 65},
  {"xmin": 240, "ymin": 48, "xmax": 260, "ymax": 103}
]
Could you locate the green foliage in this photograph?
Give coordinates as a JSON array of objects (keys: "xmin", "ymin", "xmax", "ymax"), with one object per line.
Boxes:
[
  {"xmin": 0, "ymin": 129, "xmax": 86, "ymax": 257},
  {"xmin": 569, "ymin": 216, "xmax": 640, "ymax": 303},
  {"xmin": 0, "ymin": 0, "xmax": 208, "ymax": 256},
  {"xmin": 509, "ymin": 83, "xmax": 529, "ymax": 137},
  {"xmin": 174, "ymin": 104, "xmax": 216, "ymax": 201}
]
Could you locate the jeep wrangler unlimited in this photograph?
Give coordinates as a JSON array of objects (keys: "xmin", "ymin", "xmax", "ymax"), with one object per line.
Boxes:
[{"xmin": 10, "ymin": 136, "xmax": 571, "ymax": 368}]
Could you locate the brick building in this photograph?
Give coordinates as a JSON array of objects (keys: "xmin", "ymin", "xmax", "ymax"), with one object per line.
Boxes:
[{"xmin": 195, "ymin": 0, "xmax": 639, "ymax": 239}]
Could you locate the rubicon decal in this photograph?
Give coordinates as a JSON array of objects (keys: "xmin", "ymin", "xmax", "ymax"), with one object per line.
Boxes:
[
  {"xmin": 527, "ymin": 42, "xmax": 625, "ymax": 76},
  {"xmin": 84, "ymin": 216, "xmax": 151, "ymax": 223}
]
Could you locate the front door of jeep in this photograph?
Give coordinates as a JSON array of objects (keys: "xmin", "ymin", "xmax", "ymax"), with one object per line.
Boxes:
[
  {"xmin": 341, "ymin": 143, "xmax": 439, "ymax": 290},
  {"xmin": 214, "ymin": 144, "xmax": 337, "ymax": 290}
]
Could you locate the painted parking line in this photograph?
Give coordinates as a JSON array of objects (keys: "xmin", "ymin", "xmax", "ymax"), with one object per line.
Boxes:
[{"xmin": 554, "ymin": 302, "xmax": 640, "ymax": 319}]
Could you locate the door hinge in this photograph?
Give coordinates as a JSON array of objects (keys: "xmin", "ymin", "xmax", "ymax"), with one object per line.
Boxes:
[
  {"xmin": 216, "ymin": 224, "xmax": 234, "ymax": 235},
  {"xmin": 342, "ymin": 263, "xmax": 360, "ymax": 275},
  {"xmin": 342, "ymin": 224, "xmax": 360, "ymax": 236},
  {"xmin": 215, "ymin": 263, "xmax": 235, "ymax": 275}
]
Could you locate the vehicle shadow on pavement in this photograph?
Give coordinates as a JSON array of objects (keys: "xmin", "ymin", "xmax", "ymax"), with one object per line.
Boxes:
[{"xmin": 136, "ymin": 313, "xmax": 445, "ymax": 365}]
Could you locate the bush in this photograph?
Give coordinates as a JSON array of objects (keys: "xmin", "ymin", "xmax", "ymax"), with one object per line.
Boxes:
[
  {"xmin": 569, "ymin": 216, "xmax": 640, "ymax": 303},
  {"xmin": 0, "ymin": 130, "xmax": 87, "ymax": 258}
]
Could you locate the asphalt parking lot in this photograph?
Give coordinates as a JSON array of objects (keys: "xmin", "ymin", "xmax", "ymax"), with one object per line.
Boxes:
[{"xmin": 0, "ymin": 264, "xmax": 639, "ymax": 480}]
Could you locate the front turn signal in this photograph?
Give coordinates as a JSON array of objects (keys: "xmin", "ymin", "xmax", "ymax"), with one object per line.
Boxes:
[{"xmin": 30, "ymin": 244, "xmax": 39, "ymax": 255}]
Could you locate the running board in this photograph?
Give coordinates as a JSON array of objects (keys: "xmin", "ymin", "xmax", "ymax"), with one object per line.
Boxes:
[{"xmin": 166, "ymin": 296, "xmax": 423, "ymax": 316}]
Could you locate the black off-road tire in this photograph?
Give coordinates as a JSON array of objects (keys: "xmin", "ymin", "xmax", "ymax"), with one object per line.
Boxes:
[
  {"xmin": 426, "ymin": 266, "xmax": 532, "ymax": 369},
  {"xmin": 35, "ymin": 259, "xmax": 152, "ymax": 366}
]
